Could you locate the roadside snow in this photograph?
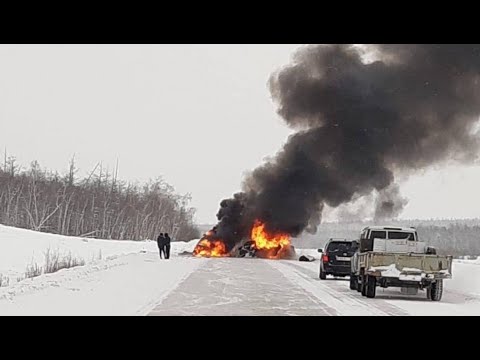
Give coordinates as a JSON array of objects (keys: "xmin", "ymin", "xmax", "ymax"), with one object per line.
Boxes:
[
  {"xmin": 0, "ymin": 224, "xmax": 198, "ymax": 284},
  {"xmin": 0, "ymin": 252, "xmax": 205, "ymax": 316},
  {"xmin": 455, "ymin": 258, "xmax": 480, "ymax": 265},
  {"xmin": 444, "ymin": 262, "xmax": 480, "ymax": 298}
]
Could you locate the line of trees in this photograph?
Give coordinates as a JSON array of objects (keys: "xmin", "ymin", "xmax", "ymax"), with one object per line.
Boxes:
[
  {"xmin": 0, "ymin": 154, "xmax": 200, "ymax": 241},
  {"xmin": 416, "ymin": 224, "xmax": 480, "ymax": 257},
  {"xmin": 294, "ymin": 220, "xmax": 480, "ymax": 256}
]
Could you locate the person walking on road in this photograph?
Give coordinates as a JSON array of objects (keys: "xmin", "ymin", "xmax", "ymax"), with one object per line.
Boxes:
[
  {"xmin": 164, "ymin": 233, "xmax": 171, "ymax": 259},
  {"xmin": 157, "ymin": 233, "xmax": 166, "ymax": 259}
]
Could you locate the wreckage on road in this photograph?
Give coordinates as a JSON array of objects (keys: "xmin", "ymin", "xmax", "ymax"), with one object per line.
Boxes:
[{"xmin": 230, "ymin": 239, "xmax": 296, "ymax": 259}]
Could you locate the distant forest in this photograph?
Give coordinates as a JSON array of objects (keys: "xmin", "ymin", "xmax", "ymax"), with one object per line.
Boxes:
[
  {"xmin": 293, "ymin": 219, "xmax": 480, "ymax": 257},
  {"xmin": 0, "ymin": 155, "xmax": 200, "ymax": 241}
]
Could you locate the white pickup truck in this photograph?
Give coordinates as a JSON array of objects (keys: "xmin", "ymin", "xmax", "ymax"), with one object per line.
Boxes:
[{"xmin": 350, "ymin": 226, "xmax": 452, "ymax": 301}]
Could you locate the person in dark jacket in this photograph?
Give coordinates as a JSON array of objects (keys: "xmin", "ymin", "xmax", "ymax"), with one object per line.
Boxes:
[
  {"xmin": 164, "ymin": 233, "xmax": 171, "ymax": 259},
  {"xmin": 157, "ymin": 233, "xmax": 166, "ymax": 259}
]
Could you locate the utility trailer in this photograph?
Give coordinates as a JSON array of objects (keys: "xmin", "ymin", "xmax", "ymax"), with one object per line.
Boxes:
[{"xmin": 350, "ymin": 226, "xmax": 452, "ymax": 301}]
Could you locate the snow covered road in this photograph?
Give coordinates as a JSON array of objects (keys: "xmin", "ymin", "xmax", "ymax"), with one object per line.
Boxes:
[
  {"xmin": 149, "ymin": 257, "xmax": 480, "ymax": 316},
  {"xmin": 149, "ymin": 258, "xmax": 338, "ymax": 316},
  {"xmin": 148, "ymin": 258, "xmax": 413, "ymax": 316}
]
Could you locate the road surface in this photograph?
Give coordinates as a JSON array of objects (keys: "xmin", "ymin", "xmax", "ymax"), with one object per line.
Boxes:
[{"xmin": 148, "ymin": 256, "xmax": 477, "ymax": 316}]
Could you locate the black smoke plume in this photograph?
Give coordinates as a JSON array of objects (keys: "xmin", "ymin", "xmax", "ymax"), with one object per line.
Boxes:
[
  {"xmin": 206, "ymin": 44, "xmax": 480, "ymax": 251},
  {"xmin": 374, "ymin": 184, "xmax": 409, "ymax": 222}
]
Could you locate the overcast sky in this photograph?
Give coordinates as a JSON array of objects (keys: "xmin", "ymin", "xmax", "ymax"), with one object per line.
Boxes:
[{"xmin": 1, "ymin": 44, "xmax": 479, "ymax": 224}]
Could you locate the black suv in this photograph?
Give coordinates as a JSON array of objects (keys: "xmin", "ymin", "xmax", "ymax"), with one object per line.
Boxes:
[{"xmin": 318, "ymin": 239, "xmax": 358, "ymax": 280}]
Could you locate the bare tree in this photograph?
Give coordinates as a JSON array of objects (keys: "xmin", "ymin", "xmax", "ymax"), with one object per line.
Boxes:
[{"xmin": 0, "ymin": 155, "xmax": 199, "ymax": 241}]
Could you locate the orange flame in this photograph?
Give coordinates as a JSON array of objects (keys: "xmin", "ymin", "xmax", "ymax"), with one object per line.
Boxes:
[
  {"xmin": 251, "ymin": 220, "xmax": 291, "ymax": 259},
  {"xmin": 193, "ymin": 239, "xmax": 229, "ymax": 258}
]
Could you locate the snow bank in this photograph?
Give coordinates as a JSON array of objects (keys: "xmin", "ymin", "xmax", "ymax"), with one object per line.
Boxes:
[
  {"xmin": 0, "ymin": 224, "xmax": 198, "ymax": 284},
  {"xmin": 0, "ymin": 252, "xmax": 205, "ymax": 315},
  {"xmin": 455, "ymin": 258, "xmax": 480, "ymax": 265}
]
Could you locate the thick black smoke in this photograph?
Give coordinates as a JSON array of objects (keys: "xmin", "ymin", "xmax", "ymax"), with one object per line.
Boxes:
[
  {"xmin": 207, "ymin": 44, "xmax": 480, "ymax": 250},
  {"xmin": 374, "ymin": 184, "xmax": 409, "ymax": 222}
]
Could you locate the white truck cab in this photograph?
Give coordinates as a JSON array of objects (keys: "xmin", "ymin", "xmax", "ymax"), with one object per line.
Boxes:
[{"xmin": 359, "ymin": 226, "xmax": 424, "ymax": 253}]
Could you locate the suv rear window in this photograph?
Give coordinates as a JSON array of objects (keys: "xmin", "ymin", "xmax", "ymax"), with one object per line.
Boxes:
[{"xmin": 327, "ymin": 242, "xmax": 356, "ymax": 255}]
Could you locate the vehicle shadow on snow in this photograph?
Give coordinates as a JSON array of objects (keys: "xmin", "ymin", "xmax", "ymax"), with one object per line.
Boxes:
[
  {"xmin": 373, "ymin": 293, "xmax": 432, "ymax": 302},
  {"xmin": 371, "ymin": 289, "xmax": 469, "ymax": 305},
  {"xmin": 317, "ymin": 276, "xmax": 470, "ymax": 305}
]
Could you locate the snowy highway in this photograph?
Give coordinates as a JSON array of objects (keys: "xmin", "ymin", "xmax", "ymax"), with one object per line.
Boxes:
[
  {"xmin": 1, "ymin": 224, "xmax": 480, "ymax": 316},
  {"xmin": 149, "ymin": 256, "xmax": 480, "ymax": 316},
  {"xmin": 1, "ymin": 251, "xmax": 480, "ymax": 316}
]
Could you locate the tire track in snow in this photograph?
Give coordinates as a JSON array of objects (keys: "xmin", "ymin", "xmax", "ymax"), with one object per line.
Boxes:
[
  {"xmin": 136, "ymin": 256, "xmax": 207, "ymax": 316},
  {"xmin": 270, "ymin": 260, "xmax": 408, "ymax": 316},
  {"xmin": 149, "ymin": 258, "xmax": 338, "ymax": 316}
]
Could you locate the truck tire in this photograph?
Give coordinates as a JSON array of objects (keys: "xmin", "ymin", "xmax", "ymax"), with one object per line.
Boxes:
[
  {"xmin": 350, "ymin": 275, "xmax": 358, "ymax": 290},
  {"xmin": 361, "ymin": 275, "xmax": 367, "ymax": 296},
  {"xmin": 429, "ymin": 280, "xmax": 443, "ymax": 301},
  {"xmin": 359, "ymin": 269, "xmax": 366, "ymax": 295},
  {"xmin": 366, "ymin": 275, "xmax": 376, "ymax": 299},
  {"xmin": 319, "ymin": 267, "xmax": 327, "ymax": 280}
]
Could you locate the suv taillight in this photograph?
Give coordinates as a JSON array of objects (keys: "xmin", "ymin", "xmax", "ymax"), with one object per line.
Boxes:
[{"xmin": 322, "ymin": 254, "xmax": 329, "ymax": 262}]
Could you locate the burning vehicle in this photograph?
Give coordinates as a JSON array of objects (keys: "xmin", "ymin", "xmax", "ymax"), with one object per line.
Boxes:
[
  {"xmin": 233, "ymin": 240, "xmax": 256, "ymax": 258},
  {"xmin": 230, "ymin": 239, "xmax": 296, "ymax": 259},
  {"xmin": 192, "ymin": 239, "xmax": 228, "ymax": 257},
  {"xmin": 193, "ymin": 220, "xmax": 296, "ymax": 259}
]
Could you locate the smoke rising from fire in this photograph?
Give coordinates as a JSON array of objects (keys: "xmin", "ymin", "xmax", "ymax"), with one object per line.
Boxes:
[
  {"xmin": 208, "ymin": 44, "xmax": 480, "ymax": 250},
  {"xmin": 374, "ymin": 184, "xmax": 409, "ymax": 222}
]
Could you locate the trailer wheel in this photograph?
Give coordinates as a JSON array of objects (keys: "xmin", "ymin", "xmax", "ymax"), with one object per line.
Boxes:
[
  {"xmin": 350, "ymin": 275, "xmax": 358, "ymax": 290},
  {"xmin": 360, "ymin": 269, "xmax": 367, "ymax": 296},
  {"xmin": 319, "ymin": 267, "xmax": 327, "ymax": 280},
  {"xmin": 429, "ymin": 280, "xmax": 443, "ymax": 301},
  {"xmin": 366, "ymin": 275, "xmax": 376, "ymax": 299},
  {"xmin": 361, "ymin": 276, "xmax": 367, "ymax": 296}
]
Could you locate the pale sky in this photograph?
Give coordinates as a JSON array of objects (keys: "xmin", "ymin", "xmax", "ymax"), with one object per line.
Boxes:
[{"xmin": 1, "ymin": 44, "xmax": 480, "ymax": 224}]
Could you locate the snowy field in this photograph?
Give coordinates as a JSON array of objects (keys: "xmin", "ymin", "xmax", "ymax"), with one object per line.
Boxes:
[
  {"xmin": 1, "ymin": 225, "xmax": 480, "ymax": 316},
  {"xmin": 0, "ymin": 225, "xmax": 198, "ymax": 282}
]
